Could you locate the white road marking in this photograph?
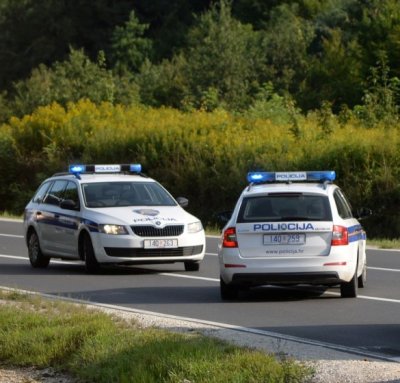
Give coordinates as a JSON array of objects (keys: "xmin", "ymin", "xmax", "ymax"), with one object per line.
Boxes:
[
  {"xmin": 368, "ymin": 266, "xmax": 400, "ymax": 273},
  {"xmin": 1, "ymin": 253, "xmax": 400, "ymax": 304},
  {"xmin": 0, "ymin": 254, "xmax": 80, "ymax": 265},
  {"xmin": 0, "ymin": 233, "xmax": 24, "ymax": 238},
  {"xmin": 159, "ymin": 272, "xmax": 218, "ymax": 282}
]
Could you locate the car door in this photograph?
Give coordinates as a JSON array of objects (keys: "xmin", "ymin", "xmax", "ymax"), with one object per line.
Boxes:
[
  {"xmin": 56, "ymin": 181, "xmax": 81, "ymax": 257},
  {"xmin": 39, "ymin": 180, "xmax": 68, "ymax": 253}
]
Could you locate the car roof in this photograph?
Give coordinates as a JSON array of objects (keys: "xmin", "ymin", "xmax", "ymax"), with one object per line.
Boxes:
[
  {"xmin": 46, "ymin": 173, "xmax": 157, "ymax": 184},
  {"xmin": 242, "ymin": 182, "xmax": 337, "ymax": 197}
]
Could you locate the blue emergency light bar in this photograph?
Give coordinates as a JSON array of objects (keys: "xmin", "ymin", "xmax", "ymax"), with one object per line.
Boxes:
[
  {"xmin": 69, "ymin": 163, "xmax": 142, "ymax": 174},
  {"xmin": 247, "ymin": 170, "xmax": 336, "ymax": 183}
]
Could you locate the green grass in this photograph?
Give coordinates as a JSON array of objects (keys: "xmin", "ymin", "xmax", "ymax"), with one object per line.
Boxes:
[
  {"xmin": 0, "ymin": 290, "xmax": 312, "ymax": 383},
  {"xmin": 367, "ymin": 238, "xmax": 400, "ymax": 249},
  {"xmin": 0, "ymin": 211, "xmax": 23, "ymax": 220}
]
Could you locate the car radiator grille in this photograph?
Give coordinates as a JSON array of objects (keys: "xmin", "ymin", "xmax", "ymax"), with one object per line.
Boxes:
[
  {"xmin": 131, "ymin": 225, "xmax": 184, "ymax": 237},
  {"xmin": 104, "ymin": 245, "xmax": 203, "ymax": 258}
]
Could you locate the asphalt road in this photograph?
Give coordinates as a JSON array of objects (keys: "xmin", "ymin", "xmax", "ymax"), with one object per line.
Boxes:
[{"xmin": 1, "ymin": 219, "xmax": 399, "ymax": 362}]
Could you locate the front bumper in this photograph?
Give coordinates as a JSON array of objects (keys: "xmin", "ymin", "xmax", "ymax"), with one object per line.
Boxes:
[{"xmin": 90, "ymin": 230, "xmax": 205, "ymax": 264}]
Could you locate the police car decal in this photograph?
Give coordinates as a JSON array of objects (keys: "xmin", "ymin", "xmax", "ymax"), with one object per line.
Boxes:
[
  {"xmin": 132, "ymin": 216, "xmax": 178, "ymax": 224},
  {"xmin": 237, "ymin": 222, "xmax": 333, "ymax": 233},
  {"xmin": 348, "ymin": 224, "xmax": 366, "ymax": 242},
  {"xmin": 34, "ymin": 210, "xmax": 80, "ymax": 230},
  {"xmin": 81, "ymin": 218, "xmax": 100, "ymax": 232},
  {"xmin": 253, "ymin": 222, "xmax": 327, "ymax": 232}
]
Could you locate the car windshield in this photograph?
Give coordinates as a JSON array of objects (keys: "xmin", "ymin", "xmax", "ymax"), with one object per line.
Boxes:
[
  {"xmin": 81, "ymin": 181, "xmax": 177, "ymax": 208},
  {"xmin": 237, "ymin": 193, "xmax": 332, "ymax": 222}
]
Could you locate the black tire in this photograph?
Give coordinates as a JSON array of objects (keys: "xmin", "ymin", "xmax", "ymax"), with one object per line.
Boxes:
[
  {"xmin": 358, "ymin": 262, "xmax": 367, "ymax": 288},
  {"xmin": 220, "ymin": 277, "xmax": 239, "ymax": 300},
  {"xmin": 340, "ymin": 270, "xmax": 358, "ymax": 298},
  {"xmin": 184, "ymin": 261, "xmax": 200, "ymax": 271},
  {"xmin": 82, "ymin": 234, "xmax": 101, "ymax": 274},
  {"xmin": 28, "ymin": 231, "xmax": 50, "ymax": 268}
]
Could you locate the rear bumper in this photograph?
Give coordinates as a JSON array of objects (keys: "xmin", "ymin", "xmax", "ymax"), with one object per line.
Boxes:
[
  {"xmin": 231, "ymin": 271, "xmax": 340, "ymax": 287},
  {"xmin": 219, "ymin": 247, "xmax": 357, "ymax": 285}
]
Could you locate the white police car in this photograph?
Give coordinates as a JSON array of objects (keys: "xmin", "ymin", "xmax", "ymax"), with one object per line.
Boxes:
[
  {"xmin": 24, "ymin": 164, "xmax": 205, "ymax": 273},
  {"xmin": 218, "ymin": 171, "xmax": 371, "ymax": 299}
]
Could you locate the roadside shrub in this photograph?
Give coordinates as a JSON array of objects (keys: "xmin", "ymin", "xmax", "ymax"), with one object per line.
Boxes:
[{"xmin": 2, "ymin": 100, "xmax": 399, "ymax": 237}]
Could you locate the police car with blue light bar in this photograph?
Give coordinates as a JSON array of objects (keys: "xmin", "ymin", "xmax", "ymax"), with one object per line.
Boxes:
[
  {"xmin": 218, "ymin": 171, "xmax": 372, "ymax": 299},
  {"xmin": 23, "ymin": 164, "xmax": 205, "ymax": 273}
]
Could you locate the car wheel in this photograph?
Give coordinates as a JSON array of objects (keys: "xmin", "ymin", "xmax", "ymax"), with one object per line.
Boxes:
[
  {"xmin": 340, "ymin": 270, "xmax": 358, "ymax": 298},
  {"xmin": 82, "ymin": 234, "xmax": 101, "ymax": 274},
  {"xmin": 184, "ymin": 261, "xmax": 200, "ymax": 271},
  {"xmin": 358, "ymin": 262, "xmax": 367, "ymax": 288},
  {"xmin": 220, "ymin": 277, "xmax": 239, "ymax": 300},
  {"xmin": 28, "ymin": 231, "xmax": 50, "ymax": 268}
]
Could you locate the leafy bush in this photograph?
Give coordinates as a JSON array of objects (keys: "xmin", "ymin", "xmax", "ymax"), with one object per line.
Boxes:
[
  {"xmin": 2, "ymin": 100, "xmax": 399, "ymax": 237},
  {"xmin": 9, "ymin": 49, "xmax": 140, "ymax": 118}
]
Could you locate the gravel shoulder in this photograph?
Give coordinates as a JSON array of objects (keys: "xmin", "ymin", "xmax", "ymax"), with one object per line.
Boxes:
[{"xmin": 1, "ymin": 302, "xmax": 399, "ymax": 383}]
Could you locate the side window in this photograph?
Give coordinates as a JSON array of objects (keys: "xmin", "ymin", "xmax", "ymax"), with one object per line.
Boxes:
[
  {"xmin": 43, "ymin": 180, "xmax": 67, "ymax": 206},
  {"xmin": 63, "ymin": 182, "xmax": 80, "ymax": 208},
  {"xmin": 334, "ymin": 189, "xmax": 353, "ymax": 219},
  {"xmin": 32, "ymin": 182, "xmax": 52, "ymax": 204}
]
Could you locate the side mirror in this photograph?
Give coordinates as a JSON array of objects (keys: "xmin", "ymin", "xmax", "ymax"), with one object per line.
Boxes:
[
  {"xmin": 176, "ymin": 197, "xmax": 189, "ymax": 208},
  {"xmin": 356, "ymin": 207, "xmax": 372, "ymax": 220},
  {"xmin": 60, "ymin": 199, "xmax": 79, "ymax": 211}
]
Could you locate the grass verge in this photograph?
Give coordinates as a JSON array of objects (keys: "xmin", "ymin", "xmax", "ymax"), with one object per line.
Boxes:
[
  {"xmin": 0, "ymin": 290, "xmax": 312, "ymax": 383},
  {"xmin": 367, "ymin": 238, "xmax": 400, "ymax": 249}
]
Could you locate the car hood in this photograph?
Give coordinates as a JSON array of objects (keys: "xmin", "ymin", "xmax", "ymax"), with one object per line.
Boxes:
[{"xmin": 85, "ymin": 206, "xmax": 199, "ymax": 228}]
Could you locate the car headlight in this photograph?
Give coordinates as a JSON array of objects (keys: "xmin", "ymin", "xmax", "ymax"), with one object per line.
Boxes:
[
  {"xmin": 188, "ymin": 221, "xmax": 203, "ymax": 233},
  {"xmin": 98, "ymin": 224, "xmax": 128, "ymax": 235}
]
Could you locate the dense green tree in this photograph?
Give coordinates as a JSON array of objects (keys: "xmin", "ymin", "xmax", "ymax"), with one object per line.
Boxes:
[
  {"xmin": 1, "ymin": 0, "xmax": 400, "ymax": 117},
  {"xmin": 111, "ymin": 10, "xmax": 153, "ymax": 74},
  {"xmin": 182, "ymin": 0, "xmax": 266, "ymax": 111},
  {"xmin": 260, "ymin": 3, "xmax": 314, "ymax": 95},
  {"xmin": 0, "ymin": 0, "xmax": 135, "ymax": 90},
  {"xmin": 137, "ymin": 55, "xmax": 189, "ymax": 109},
  {"xmin": 128, "ymin": 0, "xmax": 211, "ymax": 60},
  {"xmin": 9, "ymin": 48, "xmax": 139, "ymax": 117},
  {"xmin": 301, "ymin": 29, "xmax": 363, "ymax": 111},
  {"xmin": 348, "ymin": 0, "xmax": 400, "ymax": 74}
]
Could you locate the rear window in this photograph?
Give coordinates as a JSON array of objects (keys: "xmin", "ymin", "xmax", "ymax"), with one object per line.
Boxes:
[{"xmin": 237, "ymin": 193, "xmax": 332, "ymax": 223}]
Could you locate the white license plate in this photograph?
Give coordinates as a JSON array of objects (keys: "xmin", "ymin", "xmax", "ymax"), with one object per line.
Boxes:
[
  {"xmin": 263, "ymin": 234, "xmax": 306, "ymax": 245},
  {"xmin": 144, "ymin": 239, "xmax": 178, "ymax": 249}
]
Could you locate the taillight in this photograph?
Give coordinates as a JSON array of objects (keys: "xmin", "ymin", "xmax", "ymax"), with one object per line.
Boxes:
[
  {"xmin": 222, "ymin": 227, "xmax": 238, "ymax": 248},
  {"xmin": 331, "ymin": 225, "xmax": 348, "ymax": 246}
]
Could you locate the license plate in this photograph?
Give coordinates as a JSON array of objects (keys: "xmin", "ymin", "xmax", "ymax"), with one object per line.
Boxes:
[
  {"xmin": 263, "ymin": 234, "xmax": 306, "ymax": 245},
  {"xmin": 144, "ymin": 239, "xmax": 178, "ymax": 249}
]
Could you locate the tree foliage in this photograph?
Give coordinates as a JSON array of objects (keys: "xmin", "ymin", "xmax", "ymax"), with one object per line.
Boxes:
[
  {"xmin": 1, "ymin": 0, "xmax": 400, "ymax": 115},
  {"xmin": 8, "ymin": 49, "xmax": 139, "ymax": 118},
  {"xmin": 111, "ymin": 10, "xmax": 153, "ymax": 74}
]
